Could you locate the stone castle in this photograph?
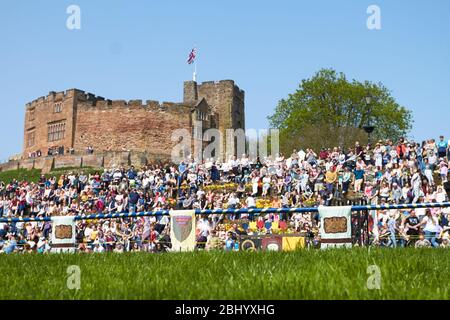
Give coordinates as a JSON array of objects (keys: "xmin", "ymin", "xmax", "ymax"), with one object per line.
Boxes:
[{"xmin": 1, "ymin": 80, "xmax": 245, "ymax": 172}]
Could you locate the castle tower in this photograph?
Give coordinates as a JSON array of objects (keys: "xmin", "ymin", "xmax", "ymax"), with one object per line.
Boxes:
[
  {"xmin": 196, "ymin": 80, "xmax": 245, "ymax": 160},
  {"xmin": 23, "ymin": 89, "xmax": 82, "ymax": 158},
  {"xmin": 183, "ymin": 81, "xmax": 198, "ymax": 103}
]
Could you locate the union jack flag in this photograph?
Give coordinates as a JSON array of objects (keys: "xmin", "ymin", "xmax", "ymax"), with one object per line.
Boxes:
[{"xmin": 187, "ymin": 48, "xmax": 197, "ymax": 64}]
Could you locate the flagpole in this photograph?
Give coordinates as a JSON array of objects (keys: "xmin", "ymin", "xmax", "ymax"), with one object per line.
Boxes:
[
  {"xmin": 193, "ymin": 46, "xmax": 197, "ymax": 82},
  {"xmin": 193, "ymin": 60, "xmax": 197, "ymax": 82}
]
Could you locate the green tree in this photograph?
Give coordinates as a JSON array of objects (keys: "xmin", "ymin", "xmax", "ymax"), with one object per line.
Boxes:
[{"xmin": 268, "ymin": 69, "xmax": 413, "ymax": 154}]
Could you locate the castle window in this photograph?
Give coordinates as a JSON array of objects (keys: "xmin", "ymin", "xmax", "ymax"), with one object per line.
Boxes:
[
  {"xmin": 29, "ymin": 108, "xmax": 35, "ymax": 122},
  {"xmin": 27, "ymin": 131, "xmax": 35, "ymax": 147},
  {"xmin": 197, "ymin": 111, "xmax": 208, "ymax": 121},
  {"xmin": 48, "ymin": 121, "xmax": 66, "ymax": 142},
  {"xmin": 54, "ymin": 102, "xmax": 63, "ymax": 113}
]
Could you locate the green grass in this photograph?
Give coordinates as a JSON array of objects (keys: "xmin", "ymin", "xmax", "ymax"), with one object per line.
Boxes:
[
  {"xmin": 0, "ymin": 248, "xmax": 448, "ymax": 300},
  {"xmin": 0, "ymin": 167, "xmax": 101, "ymax": 184},
  {"xmin": 0, "ymin": 168, "xmax": 43, "ymax": 183}
]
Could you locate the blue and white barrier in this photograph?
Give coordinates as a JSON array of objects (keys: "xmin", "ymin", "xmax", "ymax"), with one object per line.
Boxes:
[{"xmin": 1, "ymin": 201, "xmax": 449, "ymax": 223}]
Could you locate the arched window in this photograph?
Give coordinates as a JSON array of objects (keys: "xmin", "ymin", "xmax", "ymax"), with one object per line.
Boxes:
[{"xmin": 54, "ymin": 102, "xmax": 62, "ymax": 113}]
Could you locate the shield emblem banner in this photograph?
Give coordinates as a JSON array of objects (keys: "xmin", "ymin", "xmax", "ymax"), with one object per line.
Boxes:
[
  {"xmin": 170, "ymin": 210, "xmax": 196, "ymax": 252},
  {"xmin": 50, "ymin": 216, "xmax": 76, "ymax": 253},
  {"xmin": 318, "ymin": 206, "xmax": 352, "ymax": 249},
  {"xmin": 173, "ymin": 215, "xmax": 193, "ymax": 242}
]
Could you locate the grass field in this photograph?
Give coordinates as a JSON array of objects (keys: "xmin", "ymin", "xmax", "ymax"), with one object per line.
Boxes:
[
  {"xmin": 0, "ymin": 248, "xmax": 449, "ymax": 300},
  {"xmin": 0, "ymin": 167, "xmax": 100, "ymax": 183}
]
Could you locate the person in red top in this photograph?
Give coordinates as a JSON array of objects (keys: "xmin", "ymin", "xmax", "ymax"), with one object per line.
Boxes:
[
  {"xmin": 105, "ymin": 230, "xmax": 116, "ymax": 252},
  {"xmin": 96, "ymin": 197, "xmax": 105, "ymax": 213},
  {"xmin": 17, "ymin": 190, "xmax": 27, "ymax": 217},
  {"xmin": 319, "ymin": 148, "xmax": 329, "ymax": 160},
  {"xmin": 396, "ymin": 138, "xmax": 407, "ymax": 160}
]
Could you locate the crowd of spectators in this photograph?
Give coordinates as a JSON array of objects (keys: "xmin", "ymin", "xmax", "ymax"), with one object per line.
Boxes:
[{"xmin": 2, "ymin": 136, "xmax": 450, "ymax": 253}]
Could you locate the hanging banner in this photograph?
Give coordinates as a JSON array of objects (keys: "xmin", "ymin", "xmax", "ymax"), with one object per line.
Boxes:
[
  {"xmin": 261, "ymin": 235, "xmax": 283, "ymax": 251},
  {"xmin": 170, "ymin": 210, "xmax": 196, "ymax": 252},
  {"xmin": 51, "ymin": 215, "xmax": 76, "ymax": 253},
  {"xmin": 282, "ymin": 236, "xmax": 306, "ymax": 251},
  {"xmin": 239, "ymin": 235, "xmax": 262, "ymax": 251},
  {"xmin": 318, "ymin": 206, "xmax": 352, "ymax": 249}
]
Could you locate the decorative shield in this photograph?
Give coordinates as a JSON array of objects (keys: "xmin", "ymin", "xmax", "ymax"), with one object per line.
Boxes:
[
  {"xmin": 240, "ymin": 236, "xmax": 262, "ymax": 251},
  {"xmin": 323, "ymin": 217, "xmax": 348, "ymax": 234},
  {"xmin": 262, "ymin": 236, "xmax": 282, "ymax": 251},
  {"xmin": 241, "ymin": 239, "xmax": 257, "ymax": 251},
  {"xmin": 172, "ymin": 215, "xmax": 193, "ymax": 242},
  {"xmin": 55, "ymin": 225, "xmax": 73, "ymax": 239}
]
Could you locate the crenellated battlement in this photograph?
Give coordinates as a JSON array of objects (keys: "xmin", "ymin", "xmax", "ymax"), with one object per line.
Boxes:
[
  {"xmin": 199, "ymin": 79, "xmax": 235, "ymax": 88},
  {"xmin": 77, "ymin": 97, "xmax": 191, "ymax": 113},
  {"xmin": 25, "ymin": 81, "xmax": 244, "ymax": 110},
  {"xmin": 74, "ymin": 90, "xmax": 107, "ymax": 104},
  {"xmin": 26, "ymin": 89, "xmax": 86, "ymax": 108},
  {"xmin": 25, "ymin": 87, "xmax": 195, "ymax": 114}
]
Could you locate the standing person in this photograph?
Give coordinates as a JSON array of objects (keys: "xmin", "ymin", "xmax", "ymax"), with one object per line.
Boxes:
[
  {"xmin": 325, "ymin": 166, "xmax": 337, "ymax": 194},
  {"xmin": 439, "ymin": 160, "xmax": 448, "ymax": 184},
  {"xmin": 245, "ymin": 193, "xmax": 256, "ymax": 221},
  {"xmin": 428, "ymin": 150, "xmax": 438, "ymax": 172},
  {"xmin": 227, "ymin": 193, "xmax": 239, "ymax": 220},
  {"xmin": 405, "ymin": 210, "xmax": 421, "ymax": 246},
  {"xmin": 128, "ymin": 188, "xmax": 139, "ymax": 213},
  {"xmin": 374, "ymin": 143, "xmax": 383, "ymax": 170},
  {"xmin": 396, "ymin": 138, "xmax": 407, "ymax": 161},
  {"xmin": 420, "ymin": 209, "xmax": 440, "ymax": 247},
  {"xmin": 355, "ymin": 141, "xmax": 364, "ymax": 159},
  {"xmin": 386, "ymin": 212, "xmax": 398, "ymax": 247},
  {"xmin": 437, "ymin": 136, "xmax": 448, "ymax": 159},
  {"xmin": 411, "ymin": 169, "xmax": 422, "ymax": 203},
  {"xmin": 424, "ymin": 160, "xmax": 435, "ymax": 187},
  {"xmin": 78, "ymin": 171, "xmax": 87, "ymax": 193},
  {"xmin": 353, "ymin": 166, "xmax": 365, "ymax": 194},
  {"xmin": 364, "ymin": 145, "xmax": 373, "ymax": 166},
  {"xmin": 341, "ymin": 166, "xmax": 351, "ymax": 195}
]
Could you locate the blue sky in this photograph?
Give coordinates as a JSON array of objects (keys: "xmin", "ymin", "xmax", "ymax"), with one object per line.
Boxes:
[{"xmin": 1, "ymin": 0, "xmax": 449, "ymax": 160}]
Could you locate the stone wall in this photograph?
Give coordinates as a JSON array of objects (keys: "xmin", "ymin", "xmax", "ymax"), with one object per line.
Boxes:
[
  {"xmin": 103, "ymin": 152, "xmax": 131, "ymax": 168},
  {"xmin": 54, "ymin": 155, "xmax": 83, "ymax": 169},
  {"xmin": 82, "ymin": 154, "xmax": 104, "ymax": 168},
  {"xmin": 0, "ymin": 161, "xmax": 19, "ymax": 172},
  {"xmin": 19, "ymin": 159, "xmax": 35, "ymax": 170},
  {"xmin": 33, "ymin": 157, "xmax": 48, "ymax": 170},
  {"xmin": 0, "ymin": 151, "xmax": 166, "ymax": 174},
  {"xmin": 73, "ymin": 100, "xmax": 193, "ymax": 158}
]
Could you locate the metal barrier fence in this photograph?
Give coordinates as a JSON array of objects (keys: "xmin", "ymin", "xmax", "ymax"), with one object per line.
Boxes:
[{"xmin": 1, "ymin": 202, "xmax": 450, "ymax": 223}]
